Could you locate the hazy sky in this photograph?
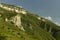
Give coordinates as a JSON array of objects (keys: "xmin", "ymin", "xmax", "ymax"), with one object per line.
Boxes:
[{"xmin": 0, "ymin": 0, "xmax": 60, "ymax": 25}]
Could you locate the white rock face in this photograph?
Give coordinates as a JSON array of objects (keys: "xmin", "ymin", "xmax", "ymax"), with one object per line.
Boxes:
[
  {"xmin": 2, "ymin": 6, "xmax": 14, "ymax": 11},
  {"xmin": 15, "ymin": 9, "xmax": 27, "ymax": 14},
  {"xmin": 5, "ymin": 18, "xmax": 8, "ymax": 21},
  {"xmin": 19, "ymin": 25, "xmax": 25, "ymax": 31},
  {"xmin": 14, "ymin": 14, "xmax": 21, "ymax": 27},
  {"xmin": 15, "ymin": 10, "xmax": 20, "ymax": 13},
  {"xmin": 3, "ymin": 6, "xmax": 8, "ymax": 9},
  {"xmin": 37, "ymin": 17, "xmax": 45, "ymax": 22},
  {"xmin": 10, "ymin": 14, "xmax": 25, "ymax": 31},
  {"xmin": 0, "ymin": 4, "xmax": 13, "ymax": 11},
  {"xmin": 21, "ymin": 10, "xmax": 27, "ymax": 14},
  {"xmin": 37, "ymin": 17, "xmax": 41, "ymax": 20},
  {"xmin": 0, "ymin": 4, "xmax": 27, "ymax": 14},
  {"xmin": 8, "ymin": 8, "xmax": 14, "ymax": 11}
]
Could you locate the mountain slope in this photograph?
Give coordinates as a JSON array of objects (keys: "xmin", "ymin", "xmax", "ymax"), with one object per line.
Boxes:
[{"xmin": 0, "ymin": 3, "xmax": 60, "ymax": 40}]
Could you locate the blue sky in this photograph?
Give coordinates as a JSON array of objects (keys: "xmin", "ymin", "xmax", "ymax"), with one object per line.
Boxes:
[{"xmin": 0, "ymin": 0, "xmax": 60, "ymax": 25}]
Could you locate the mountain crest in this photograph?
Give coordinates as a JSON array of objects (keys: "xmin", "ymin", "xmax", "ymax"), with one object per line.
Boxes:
[{"xmin": 0, "ymin": 3, "xmax": 27, "ymax": 14}]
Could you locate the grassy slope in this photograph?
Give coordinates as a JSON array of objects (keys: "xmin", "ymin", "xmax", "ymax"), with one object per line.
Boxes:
[
  {"xmin": 21, "ymin": 12, "xmax": 60, "ymax": 40},
  {"xmin": 0, "ymin": 16, "xmax": 55, "ymax": 40},
  {"xmin": 21, "ymin": 13, "xmax": 56, "ymax": 40},
  {"xmin": 0, "ymin": 8, "xmax": 56, "ymax": 40},
  {"xmin": 0, "ymin": 20, "xmax": 40, "ymax": 40},
  {"xmin": 0, "ymin": 4, "xmax": 60, "ymax": 40}
]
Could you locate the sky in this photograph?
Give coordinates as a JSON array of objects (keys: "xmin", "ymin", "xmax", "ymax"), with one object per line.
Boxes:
[{"xmin": 0, "ymin": 0, "xmax": 60, "ymax": 26}]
